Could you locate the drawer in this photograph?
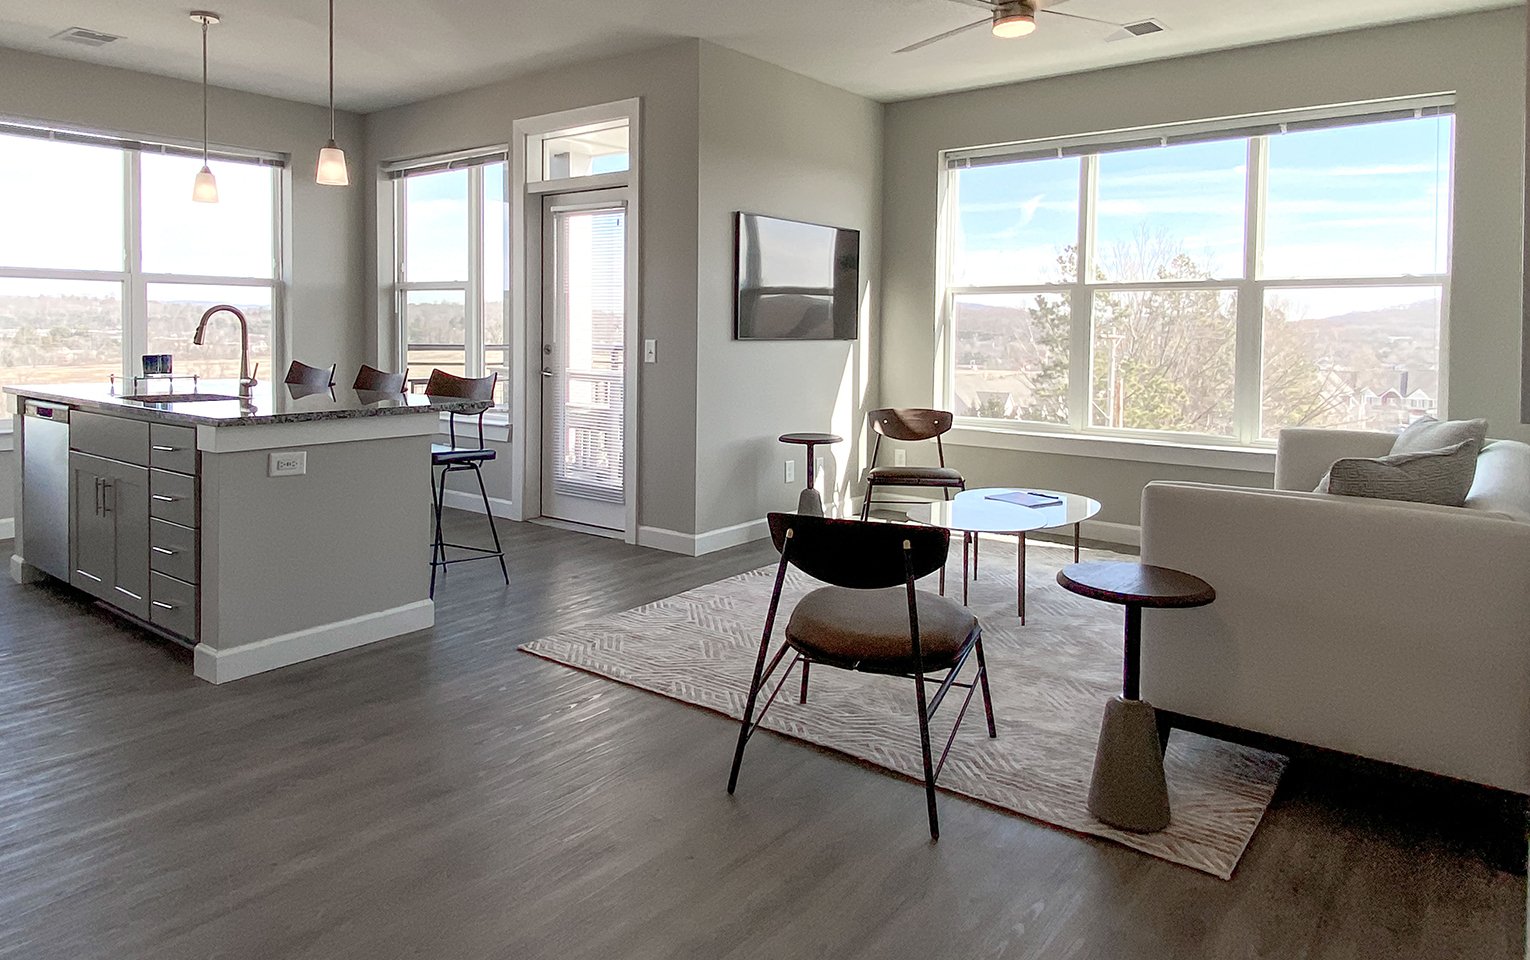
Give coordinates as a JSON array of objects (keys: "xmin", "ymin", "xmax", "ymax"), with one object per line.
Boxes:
[
  {"xmin": 149, "ymin": 423, "xmax": 197, "ymax": 475},
  {"xmin": 149, "ymin": 518, "xmax": 198, "ymax": 584},
  {"xmin": 149, "ymin": 469, "xmax": 198, "ymax": 528},
  {"xmin": 149, "ymin": 571, "xmax": 197, "ymax": 641},
  {"xmin": 71, "ymin": 410, "xmax": 149, "ymax": 466}
]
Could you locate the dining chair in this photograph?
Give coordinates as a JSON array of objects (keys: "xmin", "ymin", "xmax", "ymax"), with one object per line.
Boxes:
[
  {"xmin": 859, "ymin": 408, "xmax": 965, "ymax": 520},
  {"xmin": 727, "ymin": 513, "xmax": 996, "ymax": 839},
  {"xmin": 424, "ymin": 370, "xmax": 507, "ymax": 597},
  {"xmin": 284, "ymin": 359, "xmax": 337, "ymax": 387},
  {"xmin": 352, "ymin": 363, "xmax": 408, "ymax": 394}
]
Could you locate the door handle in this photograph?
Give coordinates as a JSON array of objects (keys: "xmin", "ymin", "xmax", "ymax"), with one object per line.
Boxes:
[
  {"xmin": 541, "ymin": 368, "xmax": 554, "ymax": 378},
  {"xmin": 101, "ymin": 480, "xmax": 113, "ymax": 515}
]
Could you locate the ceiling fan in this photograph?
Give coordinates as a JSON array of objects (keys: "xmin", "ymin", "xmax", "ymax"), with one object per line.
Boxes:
[{"xmin": 895, "ymin": 0, "xmax": 1126, "ymax": 54}]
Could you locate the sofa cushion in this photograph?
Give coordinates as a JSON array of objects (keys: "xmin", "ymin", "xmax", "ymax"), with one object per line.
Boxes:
[
  {"xmin": 1390, "ymin": 416, "xmax": 1488, "ymax": 456},
  {"xmin": 1322, "ymin": 439, "xmax": 1481, "ymax": 507},
  {"xmin": 1463, "ymin": 440, "xmax": 1530, "ymax": 522}
]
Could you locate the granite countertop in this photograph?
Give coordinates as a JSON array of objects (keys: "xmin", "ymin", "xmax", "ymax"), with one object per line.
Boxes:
[{"xmin": 5, "ymin": 381, "xmax": 493, "ymax": 427}]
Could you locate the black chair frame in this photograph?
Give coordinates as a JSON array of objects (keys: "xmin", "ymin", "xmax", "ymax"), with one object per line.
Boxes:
[
  {"xmin": 427, "ymin": 371, "xmax": 508, "ymax": 597},
  {"xmin": 726, "ymin": 514, "xmax": 996, "ymax": 840},
  {"xmin": 859, "ymin": 408, "xmax": 965, "ymax": 521}
]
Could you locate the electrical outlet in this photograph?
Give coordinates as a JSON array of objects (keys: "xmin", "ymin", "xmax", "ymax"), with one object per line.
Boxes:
[
  {"xmin": 894, "ymin": 449, "xmax": 907, "ymax": 467},
  {"xmin": 643, "ymin": 339, "xmax": 657, "ymax": 363},
  {"xmin": 268, "ymin": 451, "xmax": 306, "ymax": 477},
  {"xmin": 785, "ymin": 460, "xmax": 795, "ymax": 483}
]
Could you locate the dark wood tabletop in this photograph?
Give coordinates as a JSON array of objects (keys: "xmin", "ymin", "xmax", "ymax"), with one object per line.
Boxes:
[
  {"xmin": 778, "ymin": 432, "xmax": 842, "ymax": 445},
  {"xmin": 1056, "ymin": 561, "xmax": 1215, "ymax": 608}
]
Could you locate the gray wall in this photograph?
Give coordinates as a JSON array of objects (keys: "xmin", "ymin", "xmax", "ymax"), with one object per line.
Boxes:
[
  {"xmin": 362, "ymin": 40, "xmax": 702, "ymax": 533},
  {"xmin": 0, "ymin": 49, "xmax": 367, "ymax": 530},
  {"xmin": 881, "ymin": 8, "xmax": 1528, "ymax": 528},
  {"xmin": 693, "ymin": 44, "xmax": 883, "ymax": 532}
]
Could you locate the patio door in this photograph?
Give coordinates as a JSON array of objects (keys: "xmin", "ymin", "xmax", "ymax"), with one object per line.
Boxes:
[{"xmin": 539, "ymin": 190, "xmax": 627, "ymax": 530}]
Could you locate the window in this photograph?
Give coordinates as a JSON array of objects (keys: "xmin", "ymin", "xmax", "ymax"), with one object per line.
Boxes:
[
  {"xmin": 0, "ymin": 126, "xmax": 282, "ymax": 415},
  {"xmin": 390, "ymin": 155, "xmax": 508, "ymax": 409},
  {"xmin": 532, "ymin": 120, "xmax": 630, "ymax": 183},
  {"xmin": 943, "ymin": 102, "xmax": 1453, "ymax": 444}
]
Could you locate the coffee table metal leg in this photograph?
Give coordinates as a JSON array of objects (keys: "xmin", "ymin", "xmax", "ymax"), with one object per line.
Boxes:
[
  {"xmin": 962, "ymin": 533, "xmax": 970, "ymax": 606},
  {"xmin": 1017, "ymin": 532, "xmax": 1026, "ymax": 624},
  {"xmin": 1074, "ymin": 522, "xmax": 1081, "ymax": 562},
  {"xmin": 974, "ymin": 534, "xmax": 979, "ymax": 578}
]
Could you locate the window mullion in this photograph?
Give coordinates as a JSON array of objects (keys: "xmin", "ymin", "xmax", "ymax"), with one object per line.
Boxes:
[
  {"xmin": 1233, "ymin": 137, "xmax": 1269, "ymax": 444},
  {"xmin": 124, "ymin": 149, "xmax": 146, "ymax": 382},
  {"xmin": 466, "ymin": 165, "xmax": 485, "ymax": 378},
  {"xmin": 1068, "ymin": 155, "xmax": 1097, "ymax": 432}
]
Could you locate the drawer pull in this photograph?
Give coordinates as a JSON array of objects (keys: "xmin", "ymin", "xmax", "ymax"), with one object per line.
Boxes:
[
  {"xmin": 151, "ymin": 600, "xmax": 177, "ymax": 611},
  {"xmin": 151, "ymin": 494, "xmax": 180, "ymax": 502},
  {"xmin": 75, "ymin": 569, "xmax": 103, "ymax": 583},
  {"xmin": 151, "ymin": 444, "xmax": 180, "ymax": 452},
  {"xmin": 115, "ymin": 586, "xmax": 143, "ymax": 601},
  {"xmin": 151, "ymin": 546, "xmax": 178, "ymax": 556}
]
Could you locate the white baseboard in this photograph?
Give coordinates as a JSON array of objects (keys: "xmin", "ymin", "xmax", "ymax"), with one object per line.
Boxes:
[
  {"xmin": 193, "ymin": 599, "xmax": 435, "ymax": 684},
  {"xmin": 638, "ymin": 497, "xmax": 864, "ymax": 557},
  {"xmin": 9, "ymin": 553, "xmax": 44, "ymax": 584},
  {"xmin": 1080, "ymin": 519, "xmax": 1141, "ymax": 547},
  {"xmin": 0, "ymin": 517, "xmax": 14, "ymax": 540},
  {"xmin": 440, "ymin": 488, "xmax": 518, "ymax": 520}
]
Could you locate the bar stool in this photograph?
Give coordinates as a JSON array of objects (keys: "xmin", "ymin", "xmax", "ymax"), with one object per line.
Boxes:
[
  {"xmin": 284, "ymin": 359, "xmax": 336, "ymax": 387},
  {"xmin": 353, "ymin": 363, "xmax": 407, "ymax": 394},
  {"xmin": 425, "ymin": 370, "xmax": 507, "ymax": 597}
]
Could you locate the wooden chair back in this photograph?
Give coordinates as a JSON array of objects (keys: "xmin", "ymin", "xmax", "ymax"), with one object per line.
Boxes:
[
  {"xmin": 869, "ymin": 408, "xmax": 953, "ymax": 442},
  {"xmin": 285, "ymin": 359, "xmax": 336, "ymax": 387},
  {"xmin": 767, "ymin": 513, "xmax": 948, "ymax": 589},
  {"xmin": 424, "ymin": 370, "xmax": 498, "ymax": 449},
  {"xmin": 353, "ymin": 364, "xmax": 407, "ymax": 393}
]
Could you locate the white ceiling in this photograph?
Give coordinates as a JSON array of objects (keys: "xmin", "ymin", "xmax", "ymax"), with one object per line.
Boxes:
[{"xmin": 0, "ymin": 0, "xmax": 1519, "ymax": 112}]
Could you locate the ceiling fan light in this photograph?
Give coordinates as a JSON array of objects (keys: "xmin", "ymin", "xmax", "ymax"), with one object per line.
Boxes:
[
  {"xmin": 192, "ymin": 165, "xmax": 219, "ymax": 203},
  {"xmin": 316, "ymin": 140, "xmax": 350, "ymax": 186},
  {"xmin": 992, "ymin": 12, "xmax": 1037, "ymax": 38}
]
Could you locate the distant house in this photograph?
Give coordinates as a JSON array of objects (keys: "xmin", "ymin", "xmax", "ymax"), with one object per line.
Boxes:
[{"xmin": 1360, "ymin": 368, "xmax": 1438, "ymax": 431}]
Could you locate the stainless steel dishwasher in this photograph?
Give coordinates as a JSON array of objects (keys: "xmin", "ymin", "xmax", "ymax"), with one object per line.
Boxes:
[{"xmin": 21, "ymin": 400, "xmax": 70, "ymax": 581}]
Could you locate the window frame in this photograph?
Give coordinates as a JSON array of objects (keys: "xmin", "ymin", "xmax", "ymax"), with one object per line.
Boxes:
[
  {"xmin": 937, "ymin": 97, "xmax": 1454, "ymax": 453},
  {"xmin": 388, "ymin": 152, "xmax": 509, "ymax": 420},
  {"xmin": 0, "ymin": 125, "xmax": 285, "ymax": 428}
]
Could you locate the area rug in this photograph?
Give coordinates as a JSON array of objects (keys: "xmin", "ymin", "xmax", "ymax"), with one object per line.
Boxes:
[{"xmin": 520, "ymin": 538, "xmax": 1286, "ymax": 879}]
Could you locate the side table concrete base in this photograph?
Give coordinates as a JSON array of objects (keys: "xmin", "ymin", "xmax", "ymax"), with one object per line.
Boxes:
[
  {"xmin": 1088, "ymin": 695, "xmax": 1171, "ymax": 832},
  {"xmin": 796, "ymin": 488, "xmax": 825, "ymax": 517}
]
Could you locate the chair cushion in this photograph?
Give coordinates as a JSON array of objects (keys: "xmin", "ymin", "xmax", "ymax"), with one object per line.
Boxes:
[
  {"xmin": 1320, "ymin": 439, "xmax": 1481, "ymax": 507},
  {"xmin": 785, "ymin": 586, "xmax": 978, "ymax": 674},
  {"xmin": 866, "ymin": 465, "xmax": 964, "ymax": 486},
  {"xmin": 432, "ymin": 443, "xmax": 495, "ymax": 465},
  {"xmin": 1390, "ymin": 416, "xmax": 1488, "ymax": 456}
]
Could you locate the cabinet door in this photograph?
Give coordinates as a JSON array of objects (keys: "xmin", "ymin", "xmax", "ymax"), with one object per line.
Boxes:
[
  {"xmin": 69, "ymin": 453, "xmax": 114, "ymax": 602},
  {"xmin": 103, "ymin": 460, "xmax": 150, "ymax": 619}
]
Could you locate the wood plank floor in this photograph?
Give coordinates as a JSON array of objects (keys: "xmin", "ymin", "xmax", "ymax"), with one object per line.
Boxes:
[{"xmin": 0, "ymin": 511, "xmax": 1522, "ymax": 959}]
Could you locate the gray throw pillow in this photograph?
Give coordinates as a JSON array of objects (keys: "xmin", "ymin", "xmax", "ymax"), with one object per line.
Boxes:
[
  {"xmin": 1390, "ymin": 416, "xmax": 1487, "ymax": 456},
  {"xmin": 1321, "ymin": 439, "xmax": 1482, "ymax": 507}
]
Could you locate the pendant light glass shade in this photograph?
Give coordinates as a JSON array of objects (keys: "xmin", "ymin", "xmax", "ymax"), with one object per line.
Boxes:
[
  {"xmin": 316, "ymin": 140, "xmax": 349, "ymax": 186},
  {"xmin": 192, "ymin": 164, "xmax": 220, "ymax": 203},
  {"xmin": 316, "ymin": 0, "xmax": 349, "ymax": 187}
]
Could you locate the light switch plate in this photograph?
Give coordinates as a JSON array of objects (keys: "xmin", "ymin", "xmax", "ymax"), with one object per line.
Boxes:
[
  {"xmin": 894, "ymin": 449, "xmax": 907, "ymax": 466},
  {"xmin": 643, "ymin": 339, "xmax": 657, "ymax": 363},
  {"xmin": 269, "ymin": 451, "xmax": 306, "ymax": 477},
  {"xmin": 785, "ymin": 460, "xmax": 795, "ymax": 483}
]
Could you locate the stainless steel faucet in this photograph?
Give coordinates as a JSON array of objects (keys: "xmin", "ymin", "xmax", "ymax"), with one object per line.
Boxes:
[{"xmin": 193, "ymin": 304, "xmax": 259, "ymax": 399}]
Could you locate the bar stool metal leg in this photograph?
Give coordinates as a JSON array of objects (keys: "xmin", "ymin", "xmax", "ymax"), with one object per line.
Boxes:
[{"xmin": 470, "ymin": 462, "xmax": 509, "ymax": 585}]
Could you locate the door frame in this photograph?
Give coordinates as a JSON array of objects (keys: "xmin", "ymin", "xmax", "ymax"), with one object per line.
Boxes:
[{"xmin": 509, "ymin": 99, "xmax": 641, "ymax": 543}]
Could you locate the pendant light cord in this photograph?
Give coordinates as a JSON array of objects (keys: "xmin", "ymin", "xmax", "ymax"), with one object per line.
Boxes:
[
  {"xmin": 328, "ymin": 0, "xmax": 336, "ymax": 141},
  {"xmin": 201, "ymin": 19, "xmax": 209, "ymax": 165}
]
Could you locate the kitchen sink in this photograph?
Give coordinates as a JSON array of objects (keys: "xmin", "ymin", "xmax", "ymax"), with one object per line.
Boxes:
[{"xmin": 122, "ymin": 392, "xmax": 242, "ymax": 403}]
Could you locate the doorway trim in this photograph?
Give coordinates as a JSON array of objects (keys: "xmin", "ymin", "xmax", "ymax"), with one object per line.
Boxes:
[{"xmin": 509, "ymin": 98, "xmax": 641, "ymax": 543}]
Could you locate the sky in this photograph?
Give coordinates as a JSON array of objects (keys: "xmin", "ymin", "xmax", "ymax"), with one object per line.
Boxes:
[{"xmin": 952, "ymin": 114, "xmax": 1454, "ymax": 318}]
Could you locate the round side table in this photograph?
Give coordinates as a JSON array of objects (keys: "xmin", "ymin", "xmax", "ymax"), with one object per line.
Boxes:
[
  {"xmin": 1057, "ymin": 561, "xmax": 1215, "ymax": 833},
  {"xmin": 778, "ymin": 432, "xmax": 841, "ymax": 516}
]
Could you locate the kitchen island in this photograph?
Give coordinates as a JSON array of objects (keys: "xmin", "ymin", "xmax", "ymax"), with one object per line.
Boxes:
[{"xmin": 7, "ymin": 380, "xmax": 488, "ymax": 683}]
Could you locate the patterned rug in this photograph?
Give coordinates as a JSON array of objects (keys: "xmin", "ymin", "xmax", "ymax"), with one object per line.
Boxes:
[{"xmin": 520, "ymin": 537, "xmax": 1286, "ymax": 879}]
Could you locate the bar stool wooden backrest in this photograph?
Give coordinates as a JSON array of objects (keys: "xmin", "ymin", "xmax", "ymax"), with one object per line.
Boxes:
[
  {"xmin": 285, "ymin": 359, "xmax": 336, "ymax": 387},
  {"xmin": 423, "ymin": 369, "xmax": 498, "ymax": 450}
]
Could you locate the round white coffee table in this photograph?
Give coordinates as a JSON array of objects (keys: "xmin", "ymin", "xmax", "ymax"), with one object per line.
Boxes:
[{"xmin": 907, "ymin": 488, "xmax": 1101, "ymax": 623}]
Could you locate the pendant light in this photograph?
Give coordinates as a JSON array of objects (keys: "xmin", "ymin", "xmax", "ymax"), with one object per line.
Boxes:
[
  {"xmin": 190, "ymin": 11, "xmax": 220, "ymax": 203},
  {"xmin": 315, "ymin": 0, "xmax": 349, "ymax": 186}
]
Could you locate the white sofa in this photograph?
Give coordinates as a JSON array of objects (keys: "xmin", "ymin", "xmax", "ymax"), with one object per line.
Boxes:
[{"xmin": 1139, "ymin": 428, "xmax": 1530, "ymax": 795}]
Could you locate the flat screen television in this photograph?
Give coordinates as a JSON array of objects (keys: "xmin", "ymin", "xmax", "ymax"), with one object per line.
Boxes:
[{"xmin": 734, "ymin": 213, "xmax": 860, "ymax": 340}]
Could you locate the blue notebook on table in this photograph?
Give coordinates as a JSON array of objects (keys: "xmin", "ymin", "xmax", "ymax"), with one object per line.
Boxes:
[{"xmin": 986, "ymin": 490, "xmax": 1062, "ymax": 509}]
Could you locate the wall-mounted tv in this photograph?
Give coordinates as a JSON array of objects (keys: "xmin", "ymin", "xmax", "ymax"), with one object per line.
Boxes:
[{"xmin": 734, "ymin": 213, "xmax": 860, "ymax": 341}]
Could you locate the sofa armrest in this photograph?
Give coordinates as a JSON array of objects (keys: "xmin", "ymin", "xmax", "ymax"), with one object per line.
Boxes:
[
  {"xmin": 1274, "ymin": 428, "xmax": 1396, "ymax": 491},
  {"xmin": 1139, "ymin": 480, "xmax": 1530, "ymax": 793}
]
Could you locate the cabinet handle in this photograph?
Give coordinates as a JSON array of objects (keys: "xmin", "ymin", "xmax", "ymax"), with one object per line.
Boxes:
[
  {"xmin": 151, "ymin": 494, "xmax": 179, "ymax": 502},
  {"xmin": 102, "ymin": 480, "xmax": 113, "ymax": 515},
  {"xmin": 114, "ymin": 586, "xmax": 142, "ymax": 601},
  {"xmin": 151, "ymin": 600, "xmax": 177, "ymax": 610},
  {"xmin": 94, "ymin": 477, "xmax": 103, "ymax": 516},
  {"xmin": 151, "ymin": 546, "xmax": 178, "ymax": 556},
  {"xmin": 151, "ymin": 444, "xmax": 179, "ymax": 452},
  {"xmin": 75, "ymin": 569, "xmax": 102, "ymax": 583}
]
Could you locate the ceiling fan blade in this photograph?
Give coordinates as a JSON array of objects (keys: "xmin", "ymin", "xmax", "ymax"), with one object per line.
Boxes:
[
  {"xmin": 945, "ymin": 0, "xmax": 1001, "ymax": 10},
  {"xmin": 1040, "ymin": 8, "xmax": 1125, "ymax": 27},
  {"xmin": 894, "ymin": 16, "xmax": 992, "ymax": 54}
]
